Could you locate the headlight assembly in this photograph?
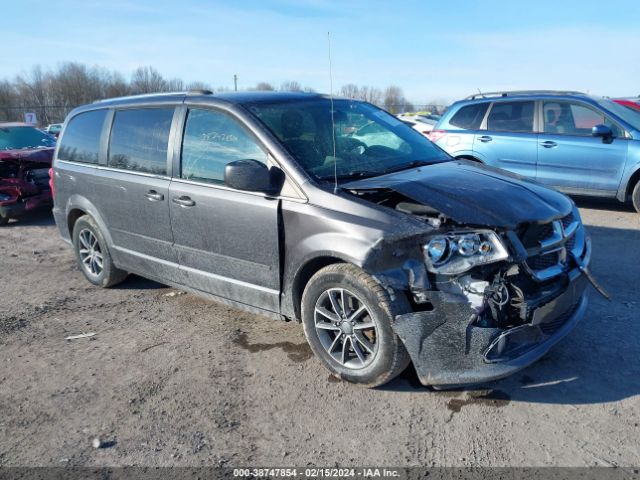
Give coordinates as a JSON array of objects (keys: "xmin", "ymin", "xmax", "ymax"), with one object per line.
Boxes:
[{"xmin": 423, "ymin": 230, "xmax": 509, "ymax": 274}]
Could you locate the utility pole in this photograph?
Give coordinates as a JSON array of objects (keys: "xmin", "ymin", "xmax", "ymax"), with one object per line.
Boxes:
[{"xmin": 233, "ymin": 74, "xmax": 238, "ymax": 92}]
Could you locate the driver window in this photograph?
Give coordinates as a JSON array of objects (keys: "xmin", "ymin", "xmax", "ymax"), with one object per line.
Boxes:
[
  {"xmin": 181, "ymin": 108, "xmax": 268, "ymax": 184},
  {"xmin": 543, "ymin": 101, "xmax": 623, "ymax": 137}
]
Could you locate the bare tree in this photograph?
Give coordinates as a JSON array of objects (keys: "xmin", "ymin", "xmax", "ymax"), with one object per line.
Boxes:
[
  {"xmin": 280, "ymin": 80, "xmax": 302, "ymax": 92},
  {"xmin": 130, "ymin": 66, "xmax": 167, "ymax": 94},
  {"xmin": 383, "ymin": 85, "xmax": 405, "ymax": 114},
  {"xmin": 185, "ymin": 81, "xmax": 213, "ymax": 91},
  {"xmin": 0, "ymin": 80, "xmax": 18, "ymax": 121},
  {"xmin": 253, "ymin": 82, "xmax": 275, "ymax": 91},
  {"xmin": 340, "ymin": 84, "xmax": 360, "ymax": 99}
]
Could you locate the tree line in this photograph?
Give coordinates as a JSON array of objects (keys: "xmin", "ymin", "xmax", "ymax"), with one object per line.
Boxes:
[{"xmin": 0, "ymin": 62, "xmax": 438, "ymax": 125}]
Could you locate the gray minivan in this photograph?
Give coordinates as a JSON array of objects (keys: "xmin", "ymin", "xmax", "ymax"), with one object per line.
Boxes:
[{"xmin": 52, "ymin": 91, "xmax": 597, "ymax": 388}]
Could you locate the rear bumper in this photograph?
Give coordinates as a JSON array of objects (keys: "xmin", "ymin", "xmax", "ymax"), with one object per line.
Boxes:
[{"xmin": 392, "ymin": 268, "xmax": 589, "ymax": 387}]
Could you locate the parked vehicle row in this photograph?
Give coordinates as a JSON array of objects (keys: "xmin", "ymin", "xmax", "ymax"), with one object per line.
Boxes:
[
  {"xmin": 51, "ymin": 91, "xmax": 597, "ymax": 388},
  {"xmin": 429, "ymin": 90, "xmax": 640, "ymax": 212}
]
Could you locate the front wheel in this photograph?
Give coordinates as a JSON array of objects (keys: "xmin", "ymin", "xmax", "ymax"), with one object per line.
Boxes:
[
  {"xmin": 632, "ymin": 181, "xmax": 640, "ymax": 213},
  {"xmin": 301, "ymin": 264, "xmax": 410, "ymax": 387}
]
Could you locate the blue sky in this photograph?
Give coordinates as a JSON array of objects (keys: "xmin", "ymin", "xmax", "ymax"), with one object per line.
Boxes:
[{"xmin": 5, "ymin": 0, "xmax": 640, "ymax": 103}]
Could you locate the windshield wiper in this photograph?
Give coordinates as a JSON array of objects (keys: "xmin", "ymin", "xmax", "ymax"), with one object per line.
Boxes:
[
  {"xmin": 318, "ymin": 170, "xmax": 379, "ymax": 181},
  {"xmin": 379, "ymin": 160, "xmax": 436, "ymax": 175}
]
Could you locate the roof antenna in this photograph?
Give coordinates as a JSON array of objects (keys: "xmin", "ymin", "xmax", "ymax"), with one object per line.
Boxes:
[{"xmin": 328, "ymin": 31, "xmax": 338, "ymax": 194}]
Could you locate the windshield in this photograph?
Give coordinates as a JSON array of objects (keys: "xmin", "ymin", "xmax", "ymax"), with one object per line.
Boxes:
[
  {"xmin": 0, "ymin": 126, "xmax": 56, "ymax": 150},
  {"xmin": 247, "ymin": 99, "xmax": 450, "ymax": 181},
  {"xmin": 596, "ymin": 99, "xmax": 640, "ymax": 131}
]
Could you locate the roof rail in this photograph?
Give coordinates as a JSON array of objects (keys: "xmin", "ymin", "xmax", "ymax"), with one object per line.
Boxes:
[
  {"xmin": 92, "ymin": 91, "xmax": 188, "ymax": 104},
  {"xmin": 465, "ymin": 90, "xmax": 586, "ymax": 100}
]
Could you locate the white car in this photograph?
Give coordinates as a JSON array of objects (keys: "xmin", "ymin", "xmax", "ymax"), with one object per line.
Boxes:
[{"xmin": 397, "ymin": 114, "xmax": 439, "ymax": 136}]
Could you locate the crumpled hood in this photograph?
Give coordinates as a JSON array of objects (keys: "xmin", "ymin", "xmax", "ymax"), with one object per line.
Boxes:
[
  {"xmin": 343, "ymin": 160, "xmax": 573, "ymax": 229},
  {"xmin": 0, "ymin": 147, "xmax": 54, "ymax": 165}
]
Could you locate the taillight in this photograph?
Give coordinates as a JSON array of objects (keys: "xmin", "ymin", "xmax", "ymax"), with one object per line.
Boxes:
[
  {"xmin": 49, "ymin": 167, "xmax": 55, "ymax": 198},
  {"xmin": 427, "ymin": 129, "xmax": 447, "ymax": 143}
]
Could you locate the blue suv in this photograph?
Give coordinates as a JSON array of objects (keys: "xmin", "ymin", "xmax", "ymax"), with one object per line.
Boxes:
[{"xmin": 431, "ymin": 90, "xmax": 640, "ymax": 212}]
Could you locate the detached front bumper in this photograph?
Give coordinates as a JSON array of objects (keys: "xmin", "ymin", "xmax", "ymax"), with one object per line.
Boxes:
[{"xmin": 392, "ymin": 262, "xmax": 590, "ymax": 387}]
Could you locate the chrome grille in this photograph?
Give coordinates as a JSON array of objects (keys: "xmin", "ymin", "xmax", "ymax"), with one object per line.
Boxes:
[{"xmin": 521, "ymin": 211, "xmax": 582, "ymax": 281}]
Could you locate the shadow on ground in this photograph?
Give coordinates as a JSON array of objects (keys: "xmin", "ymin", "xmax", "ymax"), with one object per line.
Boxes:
[{"xmin": 572, "ymin": 196, "xmax": 636, "ymax": 213}]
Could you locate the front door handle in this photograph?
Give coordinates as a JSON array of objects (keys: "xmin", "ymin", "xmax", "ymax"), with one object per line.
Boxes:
[
  {"xmin": 172, "ymin": 196, "xmax": 195, "ymax": 207},
  {"xmin": 478, "ymin": 135, "xmax": 492, "ymax": 143},
  {"xmin": 540, "ymin": 140, "xmax": 558, "ymax": 148},
  {"xmin": 145, "ymin": 190, "xmax": 164, "ymax": 201}
]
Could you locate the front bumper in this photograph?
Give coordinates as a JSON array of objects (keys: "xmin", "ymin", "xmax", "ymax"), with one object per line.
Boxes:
[
  {"xmin": 0, "ymin": 191, "xmax": 52, "ymax": 219},
  {"xmin": 392, "ymin": 262, "xmax": 590, "ymax": 387}
]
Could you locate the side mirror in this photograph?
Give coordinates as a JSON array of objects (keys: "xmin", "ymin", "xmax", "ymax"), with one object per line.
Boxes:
[
  {"xmin": 592, "ymin": 124, "xmax": 613, "ymax": 143},
  {"xmin": 224, "ymin": 159, "xmax": 274, "ymax": 193}
]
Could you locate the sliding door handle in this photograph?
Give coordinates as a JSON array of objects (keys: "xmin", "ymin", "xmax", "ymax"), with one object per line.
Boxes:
[
  {"xmin": 145, "ymin": 190, "xmax": 164, "ymax": 201},
  {"xmin": 172, "ymin": 196, "xmax": 195, "ymax": 207}
]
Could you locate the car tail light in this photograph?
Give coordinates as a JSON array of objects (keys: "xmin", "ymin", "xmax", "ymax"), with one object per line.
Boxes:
[
  {"xmin": 49, "ymin": 168, "xmax": 55, "ymax": 198},
  {"xmin": 427, "ymin": 129, "xmax": 447, "ymax": 143}
]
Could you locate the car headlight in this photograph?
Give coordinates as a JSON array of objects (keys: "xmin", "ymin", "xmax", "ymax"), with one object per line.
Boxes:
[
  {"xmin": 423, "ymin": 230, "xmax": 509, "ymax": 274},
  {"xmin": 0, "ymin": 193, "xmax": 13, "ymax": 202}
]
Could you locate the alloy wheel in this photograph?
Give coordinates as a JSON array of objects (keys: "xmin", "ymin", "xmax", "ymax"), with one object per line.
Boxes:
[
  {"xmin": 314, "ymin": 288, "xmax": 378, "ymax": 369},
  {"xmin": 78, "ymin": 228, "xmax": 104, "ymax": 277}
]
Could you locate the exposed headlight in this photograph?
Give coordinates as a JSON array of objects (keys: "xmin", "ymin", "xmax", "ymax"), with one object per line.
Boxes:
[
  {"xmin": 423, "ymin": 230, "xmax": 509, "ymax": 274},
  {"xmin": 0, "ymin": 193, "xmax": 13, "ymax": 202}
]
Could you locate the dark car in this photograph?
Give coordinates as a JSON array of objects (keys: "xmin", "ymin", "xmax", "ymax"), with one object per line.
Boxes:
[
  {"xmin": 0, "ymin": 122, "xmax": 56, "ymax": 225},
  {"xmin": 52, "ymin": 91, "xmax": 596, "ymax": 387}
]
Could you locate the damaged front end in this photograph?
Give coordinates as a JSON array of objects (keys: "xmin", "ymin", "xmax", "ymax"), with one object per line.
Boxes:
[
  {"xmin": 0, "ymin": 148, "xmax": 54, "ymax": 224},
  {"xmin": 346, "ymin": 166, "xmax": 596, "ymax": 387}
]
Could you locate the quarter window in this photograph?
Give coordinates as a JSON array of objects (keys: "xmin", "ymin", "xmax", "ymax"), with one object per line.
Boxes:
[
  {"xmin": 108, "ymin": 108, "xmax": 174, "ymax": 175},
  {"xmin": 486, "ymin": 101, "xmax": 535, "ymax": 133},
  {"xmin": 449, "ymin": 103, "xmax": 489, "ymax": 130},
  {"xmin": 181, "ymin": 109, "xmax": 268, "ymax": 184},
  {"xmin": 58, "ymin": 109, "xmax": 107, "ymax": 164},
  {"xmin": 543, "ymin": 101, "xmax": 623, "ymax": 137}
]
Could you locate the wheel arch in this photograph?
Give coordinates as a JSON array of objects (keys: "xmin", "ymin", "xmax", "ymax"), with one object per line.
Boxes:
[
  {"xmin": 624, "ymin": 168, "xmax": 640, "ymax": 201},
  {"xmin": 64, "ymin": 195, "xmax": 115, "ymax": 249},
  {"xmin": 290, "ymin": 255, "xmax": 348, "ymax": 321}
]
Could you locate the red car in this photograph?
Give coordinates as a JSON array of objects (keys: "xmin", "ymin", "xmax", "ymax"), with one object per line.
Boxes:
[
  {"xmin": 613, "ymin": 98, "xmax": 640, "ymax": 112},
  {"xmin": 0, "ymin": 123, "xmax": 56, "ymax": 225}
]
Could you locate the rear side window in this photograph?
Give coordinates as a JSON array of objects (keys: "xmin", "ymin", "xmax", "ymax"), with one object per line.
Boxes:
[
  {"xmin": 181, "ymin": 108, "xmax": 268, "ymax": 184},
  {"xmin": 487, "ymin": 101, "xmax": 535, "ymax": 132},
  {"xmin": 58, "ymin": 109, "xmax": 107, "ymax": 164},
  {"xmin": 449, "ymin": 103, "xmax": 489, "ymax": 129},
  {"xmin": 108, "ymin": 108, "xmax": 174, "ymax": 175}
]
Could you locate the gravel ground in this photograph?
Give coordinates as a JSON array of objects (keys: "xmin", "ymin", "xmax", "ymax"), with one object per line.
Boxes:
[{"xmin": 0, "ymin": 199, "xmax": 639, "ymax": 467}]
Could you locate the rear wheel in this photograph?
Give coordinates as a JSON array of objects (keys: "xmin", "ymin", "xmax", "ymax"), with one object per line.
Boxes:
[
  {"xmin": 301, "ymin": 263, "xmax": 410, "ymax": 387},
  {"xmin": 632, "ymin": 181, "xmax": 640, "ymax": 213},
  {"xmin": 0, "ymin": 212, "xmax": 8, "ymax": 226},
  {"xmin": 72, "ymin": 215, "xmax": 127, "ymax": 287}
]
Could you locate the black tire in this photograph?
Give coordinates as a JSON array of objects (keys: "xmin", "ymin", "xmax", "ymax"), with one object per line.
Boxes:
[
  {"xmin": 301, "ymin": 263, "xmax": 410, "ymax": 387},
  {"xmin": 0, "ymin": 212, "xmax": 9, "ymax": 226},
  {"xmin": 72, "ymin": 215, "xmax": 127, "ymax": 288},
  {"xmin": 632, "ymin": 181, "xmax": 640, "ymax": 213}
]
